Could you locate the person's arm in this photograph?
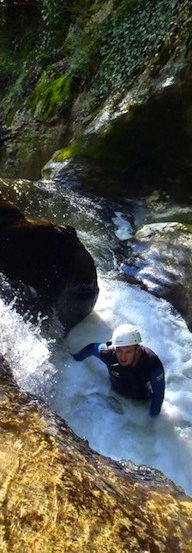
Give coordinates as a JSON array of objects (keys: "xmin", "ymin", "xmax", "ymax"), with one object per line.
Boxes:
[
  {"xmin": 149, "ymin": 364, "xmax": 165, "ymax": 417},
  {"xmin": 73, "ymin": 343, "xmax": 105, "ymax": 362}
]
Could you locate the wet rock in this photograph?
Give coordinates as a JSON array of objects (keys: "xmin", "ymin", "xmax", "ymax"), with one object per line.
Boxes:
[
  {"xmin": 0, "ymin": 197, "xmax": 99, "ymax": 330},
  {"xmin": 121, "ymin": 221, "xmax": 192, "ymax": 329},
  {"xmin": 0, "ymin": 374, "xmax": 191, "ymax": 553},
  {"xmin": 0, "ymin": 354, "xmax": 17, "ymax": 385}
]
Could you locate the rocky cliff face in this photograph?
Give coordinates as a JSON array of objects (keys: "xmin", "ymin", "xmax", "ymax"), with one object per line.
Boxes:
[{"xmin": 0, "ymin": 0, "xmax": 191, "ymax": 200}]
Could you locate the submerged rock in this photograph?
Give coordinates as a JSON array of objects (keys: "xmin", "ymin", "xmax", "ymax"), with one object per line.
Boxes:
[
  {"xmin": 0, "ymin": 370, "xmax": 191, "ymax": 553},
  {"xmin": 0, "ymin": 196, "xmax": 99, "ymax": 330}
]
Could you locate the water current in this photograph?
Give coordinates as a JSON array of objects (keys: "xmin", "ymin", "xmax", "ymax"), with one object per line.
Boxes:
[{"xmin": 0, "ymin": 171, "xmax": 192, "ymax": 496}]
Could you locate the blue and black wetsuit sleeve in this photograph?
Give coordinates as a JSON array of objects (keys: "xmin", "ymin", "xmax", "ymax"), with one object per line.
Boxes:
[
  {"xmin": 149, "ymin": 363, "xmax": 165, "ymax": 417},
  {"xmin": 73, "ymin": 343, "xmax": 105, "ymax": 361}
]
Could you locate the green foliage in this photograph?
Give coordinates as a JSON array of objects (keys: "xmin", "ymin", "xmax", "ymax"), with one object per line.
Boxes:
[
  {"xmin": 39, "ymin": 0, "xmax": 68, "ymax": 55},
  {"xmin": 0, "ymin": 5, "xmax": 41, "ymax": 97},
  {"xmin": 0, "ymin": 54, "xmax": 15, "ymax": 88},
  {"xmin": 38, "ymin": 0, "xmax": 93, "ymax": 59},
  {"xmin": 64, "ymin": 0, "xmax": 191, "ymax": 108}
]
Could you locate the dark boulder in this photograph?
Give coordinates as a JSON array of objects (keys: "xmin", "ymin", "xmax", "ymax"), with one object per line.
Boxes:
[{"xmin": 0, "ymin": 197, "xmax": 99, "ymax": 330}]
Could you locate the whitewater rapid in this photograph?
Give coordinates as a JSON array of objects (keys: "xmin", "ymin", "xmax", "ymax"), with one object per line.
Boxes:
[
  {"xmin": 52, "ymin": 275, "xmax": 192, "ymax": 496},
  {"xmin": 0, "ymin": 176, "xmax": 192, "ymax": 495},
  {"xmin": 1, "ymin": 273, "xmax": 192, "ymax": 496}
]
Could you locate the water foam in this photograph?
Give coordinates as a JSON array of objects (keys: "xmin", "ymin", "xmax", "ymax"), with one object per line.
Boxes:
[{"xmin": 52, "ymin": 275, "xmax": 192, "ymax": 495}]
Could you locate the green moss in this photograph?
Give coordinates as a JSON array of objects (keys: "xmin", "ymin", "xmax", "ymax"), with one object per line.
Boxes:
[
  {"xmin": 28, "ymin": 70, "xmax": 73, "ymax": 121},
  {"xmin": 55, "ymin": 143, "xmax": 78, "ymax": 162},
  {"xmin": 54, "ymin": 120, "xmax": 134, "ymax": 173}
]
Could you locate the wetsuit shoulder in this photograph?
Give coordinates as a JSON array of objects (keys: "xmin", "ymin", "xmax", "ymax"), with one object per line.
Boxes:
[{"xmin": 140, "ymin": 346, "xmax": 164, "ymax": 371}]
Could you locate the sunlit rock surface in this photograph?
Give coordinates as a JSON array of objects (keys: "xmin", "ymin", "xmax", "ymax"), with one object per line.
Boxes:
[
  {"xmin": 0, "ymin": 361, "xmax": 191, "ymax": 553},
  {"xmin": 0, "ymin": 196, "xmax": 99, "ymax": 330},
  {"xmin": 120, "ymin": 221, "xmax": 192, "ymax": 329}
]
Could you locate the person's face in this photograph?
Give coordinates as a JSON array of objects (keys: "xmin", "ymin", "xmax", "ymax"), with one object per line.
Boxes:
[{"xmin": 115, "ymin": 345, "xmax": 136, "ymax": 366}]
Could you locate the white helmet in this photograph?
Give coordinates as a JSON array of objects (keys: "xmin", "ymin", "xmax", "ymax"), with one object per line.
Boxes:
[{"xmin": 111, "ymin": 323, "xmax": 142, "ymax": 347}]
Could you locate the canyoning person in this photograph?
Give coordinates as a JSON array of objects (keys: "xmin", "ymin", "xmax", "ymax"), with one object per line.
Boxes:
[{"xmin": 73, "ymin": 323, "xmax": 165, "ymax": 417}]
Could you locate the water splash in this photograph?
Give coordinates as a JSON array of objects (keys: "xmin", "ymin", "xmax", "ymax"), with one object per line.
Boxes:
[{"xmin": 0, "ymin": 296, "xmax": 56, "ymax": 399}]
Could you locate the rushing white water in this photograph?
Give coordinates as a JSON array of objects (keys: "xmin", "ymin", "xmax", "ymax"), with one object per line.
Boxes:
[
  {"xmin": 1, "ymin": 272, "xmax": 191, "ymax": 495},
  {"xmin": 0, "ymin": 178, "xmax": 192, "ymax": 496}
]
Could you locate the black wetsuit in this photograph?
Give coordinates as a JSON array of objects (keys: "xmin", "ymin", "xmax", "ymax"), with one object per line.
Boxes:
[{"xmin": 73, "ymin": 343, "xmax": 165, "ymax": 416}]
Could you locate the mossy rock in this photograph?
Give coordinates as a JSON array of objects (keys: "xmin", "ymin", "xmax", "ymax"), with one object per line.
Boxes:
[
  {"xmin": 54, "ymin": 73, "xmax": 192, "ymax": 200},
  {"xmin": 28, "ymin": 70, "xmax": 73, "ymax": 121}
]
